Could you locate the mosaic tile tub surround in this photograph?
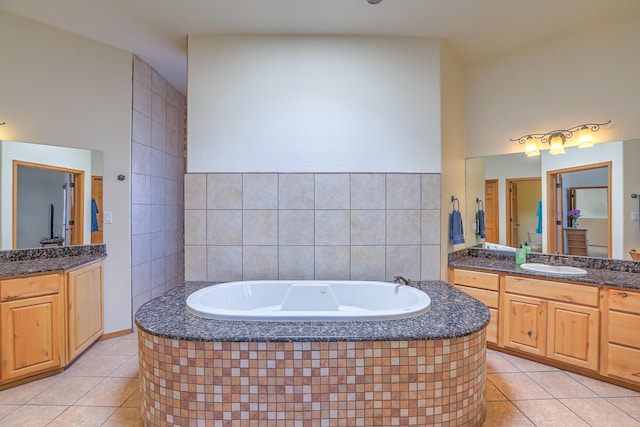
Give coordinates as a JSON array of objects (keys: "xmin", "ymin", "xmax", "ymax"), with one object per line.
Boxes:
[
  {"xmin": 184, "ymin": 173, "xmax": 441, "ymax": 282},
  {"xmin": 135, "ymin": 281, "xmax": 489, "ymax": 425}
]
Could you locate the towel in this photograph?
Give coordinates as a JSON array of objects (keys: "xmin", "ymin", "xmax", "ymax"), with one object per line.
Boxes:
[
  {"xmin": 476, "ymin": 209, "xmax": 486, "ymax": 239},
  {"xmin": 450, "ymin": 209, "xmax": 465, "ymax": 244},
  {"xmin": 91, "ymin": 198, "xmax": 100, "ymax": 232},
  {"xmin": 536, "ymin": 200, "xmax": 542, "ymax": 234}
]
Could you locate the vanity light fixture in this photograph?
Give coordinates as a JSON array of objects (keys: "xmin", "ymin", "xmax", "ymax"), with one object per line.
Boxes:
[{"xmin": 510, "ymin": 120, "xmax": 611, "ymax": 156}]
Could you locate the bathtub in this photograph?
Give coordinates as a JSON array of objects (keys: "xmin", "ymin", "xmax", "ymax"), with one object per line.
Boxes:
[{"xmin": 186, "ymin": 280, "xmax": 431, "ymax": 321}]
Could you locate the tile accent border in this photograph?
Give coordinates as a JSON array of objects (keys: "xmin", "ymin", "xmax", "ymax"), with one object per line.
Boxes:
[{"xmin": 138, "ymin": 329, "xmax": 486, "ymax": 426}]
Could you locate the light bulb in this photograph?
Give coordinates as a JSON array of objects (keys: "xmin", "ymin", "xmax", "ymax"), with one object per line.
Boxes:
[{"xmin": 549, "ymin": 134, "xmax": 565, "ymax": 155}]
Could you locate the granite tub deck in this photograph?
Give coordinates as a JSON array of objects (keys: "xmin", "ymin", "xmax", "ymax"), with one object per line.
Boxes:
[
  {"xmin": 449, "ymin": 247, "xmax": 640, "ymax": 290},
  {"xmin": 135, "ymin": 281, "xmax": 489, "ymax": 426}
]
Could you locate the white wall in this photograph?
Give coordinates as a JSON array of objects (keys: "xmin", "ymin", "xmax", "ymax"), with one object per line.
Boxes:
[
  {"xmin": 440, "ymin": 43, "xmax": 466, "ymax": 276},
  {"xmin": 188, "ymin": 35, "xmax": 442, "ymax": 173},
  {"xmin": 0, "ymin": 12, "xmax": 133, "ymax": 334},
  {"xmin": 466, "ymin": 14, "xmax": 640, "ymax": 159},
  {"xmin": 0, "ymin": 141, "xmax": 93, "ymax": 248},
  {"xmin": 623, "ymin": 140, "xmax": 640, "ymax": 257}
]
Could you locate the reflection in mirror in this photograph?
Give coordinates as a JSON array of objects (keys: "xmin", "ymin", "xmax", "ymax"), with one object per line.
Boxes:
[
  {"xmin": 465, "ymin": 139, "xmax": 640, "ymax": 260},
  {"xmin": 0, "ymin": 140, "xmax": 103, "ymax": 250}
]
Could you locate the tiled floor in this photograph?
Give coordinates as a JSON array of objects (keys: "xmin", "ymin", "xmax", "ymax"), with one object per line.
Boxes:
[
  {"xmin": 0, "ymin": 334, "xmax": 639, "ymax": 426},
  {"xmin": 483, "ymin": 349, "xmax": 640, "ymax": 426}
]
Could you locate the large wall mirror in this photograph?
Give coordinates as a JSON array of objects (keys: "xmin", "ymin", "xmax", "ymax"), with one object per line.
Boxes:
[
  {"xmin": 0, "ymin": 140, "xmax": 103, "ymax": 250},
  {"xmin": 465, "ymin": 139, "xmax": 640, "ymax": 260}
]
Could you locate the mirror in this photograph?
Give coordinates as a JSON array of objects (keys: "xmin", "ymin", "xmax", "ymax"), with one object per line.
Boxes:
[
  {"xmin": 0, "ymin": 140, "xmax": 103, "ymax": 250},
  {"xmin": 465, "ymin": 139, "xmax": 640, "ymax": 260}
]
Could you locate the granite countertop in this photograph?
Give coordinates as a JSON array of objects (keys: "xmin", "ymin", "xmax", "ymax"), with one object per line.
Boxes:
[
  {"xmin": 135, "ymin": 281, "xmax": 490, "ymax": 342},
  {"xmin": 449, "ymin": 248, "xmax": 640, "ymax": 291},
  {"xmin": 0, "ymin": 245, "xmax": 107, "ymax": 279}
]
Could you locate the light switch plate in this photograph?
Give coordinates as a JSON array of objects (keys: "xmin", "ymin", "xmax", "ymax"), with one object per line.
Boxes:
[
  {"xmin": 632, "ymin": 212, "xmax": 640, "ymax": 221},
  {"xmin": 103, "ymin": 211, "xmax": 113, "ymax": 224}
]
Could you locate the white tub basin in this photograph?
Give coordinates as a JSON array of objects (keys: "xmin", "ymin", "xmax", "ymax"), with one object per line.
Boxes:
[
  {"xmin": 186, "ymin": 280, "xmax": 432, "ymax": 321},
  {"xmin": 520, "ymin": 263, "xmax": 587, "ymax": 276}
]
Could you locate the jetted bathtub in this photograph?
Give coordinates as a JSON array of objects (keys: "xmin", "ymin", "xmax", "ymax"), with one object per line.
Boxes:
[{"xmin": 186, "ymin": 280, "xmax": 431, "ymax": 321}]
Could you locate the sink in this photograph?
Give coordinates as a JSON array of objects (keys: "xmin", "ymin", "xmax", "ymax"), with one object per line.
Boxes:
[{"xmin": 520, "ymin": 263, "xmax": 587, "ymax": 276}]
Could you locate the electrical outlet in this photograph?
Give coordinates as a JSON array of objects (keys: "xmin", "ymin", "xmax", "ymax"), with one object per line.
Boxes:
[{"xmin": 632, "ymin": 212, "xmax": 640, "ymax": 221}]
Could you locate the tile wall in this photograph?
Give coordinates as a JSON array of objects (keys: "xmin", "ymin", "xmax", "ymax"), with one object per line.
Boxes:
[
  {"xmin": 184, "ymin": 173, "xmax": 441, "ymax": 282},
  {"xmin": 131, "ymin": 56, "xmax": 186, "ymax": 314},
  {"xmin": 138, "ymin": 329, "xmax": 487, "ymax": 426}
]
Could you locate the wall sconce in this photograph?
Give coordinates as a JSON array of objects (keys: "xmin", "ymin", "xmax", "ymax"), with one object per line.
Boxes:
[{"xmin": 510, "ymin": 120, "xmax": 611, "ymax": 156}]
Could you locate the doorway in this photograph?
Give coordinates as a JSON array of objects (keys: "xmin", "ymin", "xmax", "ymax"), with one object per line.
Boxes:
[
  {"xmin": 484, "ymin": 179, "xmax": 499, "ymax": 243},
  {"xmin": 506, "ymin": 178, "xmax": 542, "ymax": 248},
  {"xmin": 546, "ymin": 162, "xmax": 611, "ymax": 257},
  {"xmin": 13, "ymin": 161, "xmax": 85, "ymax": 249}
]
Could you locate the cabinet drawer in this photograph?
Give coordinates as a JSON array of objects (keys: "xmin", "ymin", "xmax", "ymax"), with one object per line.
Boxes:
[
  {"xmin": 0, "ymin": 274, "xmax": 62, "ymax": 301},
  {"xmin": 505, "ymin": 276, "xmax": 598, "ymax": 306},
  {"xmin": 606, "ymin": 343, "xmax": 640, "ymax": 384},
  {"xmin": 608, "ymin": 289, "xmax": 640, "ymax": 314},
  {"xmin": 608, "ymin": 311, "xmax": 640, "ymax": 349},
  {"xmin": 455, "ymin": 285, "xmax": 499, "ymax": 308},
  {"xmin": 452, "ymin": 269, "xmax": 499, "ymax": 291}
]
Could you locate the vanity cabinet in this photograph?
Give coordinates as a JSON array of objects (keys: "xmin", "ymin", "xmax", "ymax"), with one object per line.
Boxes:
[
  {"xmin": 449, "ymin": 268, "xmax": 500, "ymax": 343},
  {"xmin": 66, "ymin": 260, "xmax": 104, "ymax": 362},
  {"xmin": 0, "ymin": 259, "xmax": 104, "ymax": 388},
  {"xmin": 501, "ymin": 275, "xmax": 600, "ymax": 371},
  {"xmin": 0, "ymin": 273, "xmax": 64, "ymax": 382},
  {"xmin": 602, "ymin": 288, "xmax": 640, "ymax": 385}
]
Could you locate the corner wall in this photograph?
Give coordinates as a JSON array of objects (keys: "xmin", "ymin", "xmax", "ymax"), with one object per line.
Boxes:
[
  {"xmin": 131, "ymin": 57, "xmax": 186, "ymax": 314},
  {"xmin": 0, "ymin": 11, "xmax": 133, "ymax": 333}
]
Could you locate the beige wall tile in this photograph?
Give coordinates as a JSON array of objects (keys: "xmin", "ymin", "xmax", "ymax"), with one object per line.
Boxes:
[
  {"xmin": 387, "ymin": 174, "xmax": 421, "ymax": 209},
  {"xmin": 279, "ymin": 246, "xmax": 314, "ymax": 279},
  {"xmin": 386, "ymin": 210, "xmax": 421, "ymax": 245},
  {"xmin": 315, "ymin": 246, "xmax": 350, "ymax": 279},
  {"xmin": 184, "ymin": 245, "xmax": 206, "ymax": 281},
  {"xmin": 351, "ymin": 246, "xmax": 385, "ymax": 280},
  {"xmin": 279, "ymin": 210, "xmax": 314, "ymax": 245},
  {"xmin": 351, "ymin": 210, "xmax": 385, "ymax": 245},
  {"xmin": 421, "ymin": 174, "xmax": 441, "ymax": 210},
  {"xmin": 421, "ymin": 210, "xmax": 441, "ymax": 244},
  {"xmin": 315, "ymin": 174, "xmax": 350, "ymax": 209},
  {"xmin": 315, "ymin": 210, "xmax": 350, "ymax": 245},
  {"xmin": 206, "ymin": 210, "xmax": 242, "ymax": 245},
  {"xmin": 185, "ymin": 174, "xmax": 206, "ymax": 209},
  {"xmin": 420, "ymin": 245, "xmax": 441, "ymax": 280},
  {"xmin": 243, "ymin": 210, "xmax": 278, "ymax": 245},
  {"xmin": 207, "ymin": 173, "xmax": 242, "ymax": 209},
  {"xmin": 207, "ymin": 246, "xmax": 242, "ymax": 282},
  {"xmin": 279, "ymin": 173, "xmax": 314, "ymax": 209},
  {"xmin": 351, "ymin": 173, "xmax": 385, "ymax": 209},
  {"xmin": 243, "ymin": 246, "xmax": 278, "ymax": 280},
  {"xmin": 385, "ymin": 245, "xmax": 420, "ymax": 281},
  {"xmin": 243, "ymin": 173, "xmax": 278, "ymax": 209}
]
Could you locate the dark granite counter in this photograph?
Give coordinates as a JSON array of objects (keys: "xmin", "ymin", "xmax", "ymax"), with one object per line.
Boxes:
[
  {"xmin": 449, "ymin": 248, "xmax": 640, "ymax": 290},
  {"xmin": 0, "ymin": 245, "xmax": 106, "ymax": 278},
  {"xmin": 135, "ymin": 280, "xmax": 490, "ymax": 342}
]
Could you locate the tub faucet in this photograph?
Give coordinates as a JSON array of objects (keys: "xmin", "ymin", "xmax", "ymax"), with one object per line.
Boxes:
[{"xmin": 393, "ymin": 275, "xmax": 414, "ymax": 287}]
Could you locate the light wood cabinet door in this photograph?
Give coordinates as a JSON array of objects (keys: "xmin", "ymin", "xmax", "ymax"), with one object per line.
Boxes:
[
  {"xmin": 501, "ymin": 293, "xmax": 547, "ymax": 356},
  {"xmin": 0, "ymin": 294, "xmax": 63, "ymax": 381},
  {"xmin": 67, "ymin": 261, "xmax": 104, "ymax": 362},
  {"xmin": 547, "ymin": 301, "xmax": 599, "ymax": 371}
]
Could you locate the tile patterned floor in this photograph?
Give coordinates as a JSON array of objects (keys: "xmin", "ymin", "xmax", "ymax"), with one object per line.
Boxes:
[{"xmin": 0, "ymin": 334, "xmax": 638, "ymax": 426}]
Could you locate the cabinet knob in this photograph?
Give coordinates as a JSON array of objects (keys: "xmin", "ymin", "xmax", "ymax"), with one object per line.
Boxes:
[
  {"xmin": 527, "ymin": 331, "xmax": 533, "ymax": 338},
  {"xmin": 621, "ymin": 292, "xmax": 628, "ymax": 298}
]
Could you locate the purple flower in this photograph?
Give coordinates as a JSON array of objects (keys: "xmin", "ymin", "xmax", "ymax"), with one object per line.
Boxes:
[{"xmin": 568, "ymin": 209, "xmax": 581, "ymax": 219}]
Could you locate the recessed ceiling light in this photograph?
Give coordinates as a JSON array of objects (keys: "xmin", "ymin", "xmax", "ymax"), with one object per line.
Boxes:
[{"xmin": 367, "ymin": 0, "xmax": 383, "ymax": 4}]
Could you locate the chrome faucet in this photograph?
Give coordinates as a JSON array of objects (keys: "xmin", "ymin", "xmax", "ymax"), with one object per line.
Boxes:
[{"xmin": 393, "ymin": 275, "xmax": 414, "ymax": 287}]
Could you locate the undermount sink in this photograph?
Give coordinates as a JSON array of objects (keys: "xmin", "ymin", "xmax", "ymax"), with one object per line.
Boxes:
[{"xmin": 519, "ymin": 263, "xmax": 587, "ymax": 276}]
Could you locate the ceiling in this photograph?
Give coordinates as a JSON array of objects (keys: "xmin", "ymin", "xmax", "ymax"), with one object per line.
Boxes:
[{"xmin": 2, "ymin": 0, "xmax": 639, "ymax": 94}]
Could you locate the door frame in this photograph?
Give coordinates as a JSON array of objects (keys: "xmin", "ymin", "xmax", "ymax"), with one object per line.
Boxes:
[
  {"xmin": 546, "ymin": 161, "xmax": 611, "ymax": 257},
  {"xmin": 12, "ymin": 160, "xmax": 85, "ymax": 249}
]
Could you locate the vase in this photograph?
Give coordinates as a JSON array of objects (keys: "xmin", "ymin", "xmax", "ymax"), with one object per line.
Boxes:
[{"xmin": 572, "ymin": 221, "xmax": 578, "ymax": 228}]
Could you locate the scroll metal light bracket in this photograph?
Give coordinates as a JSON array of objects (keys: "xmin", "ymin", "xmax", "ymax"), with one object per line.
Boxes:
[{"xmin": 510, "ymin": 120, "xmax": 611, "ymax": 145}]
